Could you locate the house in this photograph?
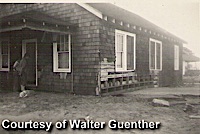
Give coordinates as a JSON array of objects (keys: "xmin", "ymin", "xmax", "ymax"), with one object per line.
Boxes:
[
  {"xmin": 182, "ymin": 47, "xmax": 200, "ymax": 76},
  {"xmin": 0, "ymin": 3, "xmax": 186, "ymax": 95}
]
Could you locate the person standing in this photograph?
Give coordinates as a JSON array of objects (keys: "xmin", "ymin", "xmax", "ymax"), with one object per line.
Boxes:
[
  {"xmin": 13, "ymin": 59, "xmax": 21, "ymax": 91},
  {"xmin": 14, "ymin": 53, "xmax": 30, "ymax": 91}
]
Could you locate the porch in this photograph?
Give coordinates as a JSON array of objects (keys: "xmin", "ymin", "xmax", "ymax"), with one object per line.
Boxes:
[{"xmin": 0, "ymin": 11, "xmax": 74, "ymax": 92}]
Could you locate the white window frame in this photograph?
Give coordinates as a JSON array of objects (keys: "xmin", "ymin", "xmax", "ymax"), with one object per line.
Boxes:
[
  {"xmin": 149, "ymin": 38, "xmax": 162, "ymax": 71},
  {"xmin": 174, "ymin": 45, "xmax": 179, "ymax": 70},
  {"xmin": 53, "ymin": 34, "xmax": 71, "ymax": 73},
  {"xmin": 0, "ymin": 40, "xmax": 10, "ymax": 72},
  {"xmin": 115, "ymin": 29, "xmax": 136, "ymax": 71}
]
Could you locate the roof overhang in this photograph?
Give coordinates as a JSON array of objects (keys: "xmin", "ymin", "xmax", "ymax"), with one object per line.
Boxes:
[
  {"xmin": 77, "ymin": 3, "xmax": 103, "ymax": 19},
  {"xmin": 183, "ymin": 54, "xmax": 200, "ymax": 62},
  {"xmin": 0, "ymin": 11, "xmax": 75, "ymax": 34},
  {"xmin": 80, "ymin": 3, "xmax": 187, "ymax": 44}
]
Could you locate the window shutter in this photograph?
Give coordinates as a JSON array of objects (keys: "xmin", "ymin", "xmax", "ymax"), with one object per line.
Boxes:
[
  {"xmin": 156, "ymin": 42, "xmax": 161, "ymax": 70},
  {"xmin": 150, "ymin": 41, "xmax": 156, "ymax": 69},
  {"xmin": 127, "ymin": 35, "xmax": 135, "ymax": 70}
]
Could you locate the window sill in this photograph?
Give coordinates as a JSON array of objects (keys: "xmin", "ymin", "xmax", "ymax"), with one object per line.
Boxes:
[
  {"xmin": 115, "ymin": 69, "xmax": 135, "ymax": 73},
  {"xmin": 0, "ymin": 69, "xmax": 9, "ymax": 72},
  {"xmin": 150, "ymin": 69, "xmax": 162, "ymax": 71},
  {"xmin": 53, "ymin": 69, "xmax": 71, "ymax": 73}
]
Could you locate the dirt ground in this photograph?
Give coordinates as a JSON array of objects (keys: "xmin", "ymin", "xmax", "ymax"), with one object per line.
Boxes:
[{"xmin": 0, "ymin": 88, "xmax": 200, "ymax": 134}]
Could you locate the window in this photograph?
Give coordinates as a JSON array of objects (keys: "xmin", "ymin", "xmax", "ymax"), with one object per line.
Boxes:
[
  {"xmin": 115, "ymin": 29, "xmax": 136, "ymax": 71},
  {"xmin": 0, "ymin": 40, "xmax": 10, "ymax": 71},
  {"xmin": 53, "ymin": 34, "xmax": 71, "ymax": 72},
  {"xmin": 149, "ymin": 38, "xmax": 162, "ymax": 70},
  {"xmin": 174, "ymin": 45, "xmax": 179, "ymax": 70}
]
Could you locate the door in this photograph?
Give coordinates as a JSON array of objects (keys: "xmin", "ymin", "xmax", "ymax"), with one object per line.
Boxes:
[{"xmin": 22, "ymin": 39, "xmax": 37, "ymax": 86}]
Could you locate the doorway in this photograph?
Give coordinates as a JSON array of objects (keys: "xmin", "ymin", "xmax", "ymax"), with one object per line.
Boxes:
[{"xmin": 22, "ymin": 39, "xmax": 38, "ymax": 86}]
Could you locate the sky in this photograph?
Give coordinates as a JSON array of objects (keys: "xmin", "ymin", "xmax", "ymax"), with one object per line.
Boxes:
[{"xmin": 111, "ymin": 0, "xmax": 200, "ymax": 58}]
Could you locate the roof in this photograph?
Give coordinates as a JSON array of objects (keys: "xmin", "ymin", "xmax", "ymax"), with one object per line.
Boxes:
[
  {"xmin": 183, "ymin": 54, "xmax": 200, "ymax": 62},
  {"xmin": 183, "ymin": 47, "xmax": 193, "ymax": 55},
  {"xmin": 0, "ymin": 10, "xmax": 69, "ymax": 26},
  {"xmin": 183, "ymin": 47, "xmax": 200, "ymax": 62},
  {"xmin": 0, "ymin": 10, "xmax": 74, "ymax": 34},
  {"xmin": 86, "ymin": 3, "xmax": 187, "ymax": 43}
]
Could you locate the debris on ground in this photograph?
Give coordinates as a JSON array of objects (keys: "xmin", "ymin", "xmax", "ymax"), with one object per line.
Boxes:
[
  {"xmin": 0, "ymin": 91, "xmax": 199, "ymax": 134},
  {"xmin": 152, "ymin": 98, "xmax": 170, "ymax": 107},
  {"xmin": 78, "ymin": 115, "xmax": 93, "ymax": 122},
  {"xmin": 19, "ymin": 90, "xmax": 35, "ymax": 98},
  {"xmin": 183, "ymin": 103, "xmax": 199, "ymax": 113},
  {"xmin": 189, "ymin": 115, "xmax": 200, "ymax": 119}
]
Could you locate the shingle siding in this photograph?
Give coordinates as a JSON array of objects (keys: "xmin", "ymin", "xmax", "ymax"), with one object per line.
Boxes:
[
  {"xmin": 0, "ymin": 3, "xmax": 102, "ymax": 95},
  {"xmin": 158, "ymin": 39, "xmax": 183, "ymax": 87},
  {"xmin": 0, "ymin": 3, "xmax": 183, "ymax": 94},
  {"xmin": 98, "ymin": 19, "xmax": 183, "ymax": 87},
  {"xmin": 136, "ymin": 34, "xmax": 150, "ymax": 76}
]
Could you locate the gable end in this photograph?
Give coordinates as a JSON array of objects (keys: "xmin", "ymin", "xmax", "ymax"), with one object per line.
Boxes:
[{"xmin": 77, "ymin": 3, "xmax": 103, "ymax": 19}]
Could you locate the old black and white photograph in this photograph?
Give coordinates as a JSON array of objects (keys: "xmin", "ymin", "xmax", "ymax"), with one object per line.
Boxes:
[{"xmin": 0, "ymin": 0, "xmax": 200, "ymax": 133}]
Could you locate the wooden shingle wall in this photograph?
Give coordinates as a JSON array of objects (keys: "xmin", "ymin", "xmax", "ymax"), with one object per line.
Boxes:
[
  {"xmin": 160, "ymin": 39, "xmax": 183, "ymax": 87},
  {"xmin": 99, "ymin": 21, "xmax": 115, "ymax": 62},
  {"xmin": 98, "ymin": 18, "xmax": 183, "ymax": 87},
  {"xmin": 0, "ymin": 4, "xmax": 101, "ymax": 95},
  {"xmin": 0, "ymin": 3, "xmax": 183, "ymax": 94}
]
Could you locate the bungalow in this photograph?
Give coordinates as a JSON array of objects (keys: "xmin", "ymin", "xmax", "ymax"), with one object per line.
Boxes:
[
  {"xmin": 182, "ymin": 47, "xmax": 200, "ymax": 76},
  {"xmin": 0, "ymin": 3, "xmax": 186, "ymax": 95}
]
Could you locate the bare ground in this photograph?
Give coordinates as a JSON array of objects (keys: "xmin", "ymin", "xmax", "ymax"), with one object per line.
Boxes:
[{"xmin": 0, "ymin": 89, "xmax": 199, "ymax": 134}]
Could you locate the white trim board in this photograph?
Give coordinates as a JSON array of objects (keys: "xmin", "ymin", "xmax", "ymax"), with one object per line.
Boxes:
[
  {"xmin": 22, "ymin": 39, "xmax": 38, "ymax": 86},
  {"xmin": 77, "ymin": 3, "xmax": 103, "ymax": 19},
  {"xmin": 115, "ymin": 29, "xmax": 136, "ymax": 72}
]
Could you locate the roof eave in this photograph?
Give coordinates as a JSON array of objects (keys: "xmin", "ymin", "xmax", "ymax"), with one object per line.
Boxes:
[{"xmin": 79, "ymin": 3, "xmax": 186, "ymax": 44}]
